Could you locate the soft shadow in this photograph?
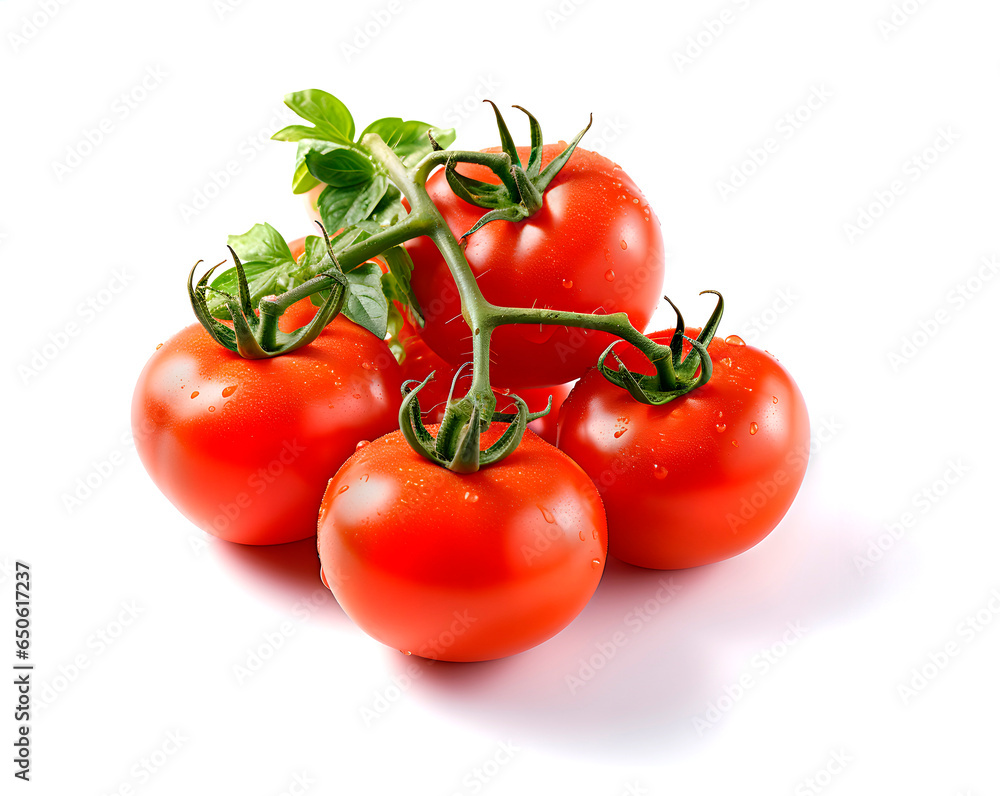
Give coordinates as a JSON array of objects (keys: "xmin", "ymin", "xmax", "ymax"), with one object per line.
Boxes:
[
  {"xmin": 215, "ymin": 536, "xmax": 347, "ymax": 622},
  {"xmin": 390, "ymin": 501, "xmax": 897, "ymax": 762}
]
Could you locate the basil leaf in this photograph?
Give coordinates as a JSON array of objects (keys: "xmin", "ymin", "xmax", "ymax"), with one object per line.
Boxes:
[
  {"xmin": 316, "ymin": 176, "xmax": 389, "ymax": 234},
  {"xmin": 305, "ymin": 147, "xmax": 373, "ymax": 187},
  {"xmin": 380, "ymin": 245, "xmax": 423, "ymax": 325},
  {"xmin": 360, "ymin": 117, "xmax": 457, "ymax": 166},
  {"xmin": 341, "ymin": 262, "xmax": 388, "ymax": 339},
  {"xmin": 226, "ymin": 222, "xmax": 296, "ymax": 269},
  {"xmin": 292, "ymin": 141, "xmax": 340, "ymax": 195},
  {"xmin": 371, "ymin": 184, "xmax": 407, "ymax": 225},
  {"xmin": 278, "ymin": 89, "xmax": 355, "ymax": 143}
]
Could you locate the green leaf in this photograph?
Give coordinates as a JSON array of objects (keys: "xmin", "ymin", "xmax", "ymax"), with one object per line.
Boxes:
[
  {"xmin": 292, "ymin": 141, "xmax": 340, "ymax": 194},
  {"xmin": 380, "ymin": 245, "xmax": 423, "ymax": 325},
  {"xmin": 227, "ymin": 223, "xmax": 296, "ymax": 269},
  {"xmin": 371, "ymin": 184, "xmax": 407, "ymax": 225},
  {"xmin": 305, "ymin": 148, "xmax": 373, "ymax": 187},
  {"xmin": 278, "ymin": 89, "xmax": 355, "ymax": 143},
  {"xmin": 360, "ymin": 117, "xmax": 457, "ymax": 166},
  {"xmin": 341, "ymin": 262, "xmax": 388, "ymax": 339},
  {"xmin": 316, "ymin": 176, "xmax": 389, "ymax": 234}
]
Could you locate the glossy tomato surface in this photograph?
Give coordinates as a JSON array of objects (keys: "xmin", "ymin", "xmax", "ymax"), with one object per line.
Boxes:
[
  {"xmin": 132, "ymin": 303, "xmax": 403, "ymax": 545},
  {"xmin": 557, "ymin": 330, "xmax": 809, "ymax": 569},
  {"xmin": 318, "ymin": 426, "xmax": 607, "ymax": 661},
  {"xmin": 406, "ymin": 145, "xmax": 664, "ymax": 388},
  {"xmin": 397, "ymin": 321, "xmax": 570, "ymax": 444}
]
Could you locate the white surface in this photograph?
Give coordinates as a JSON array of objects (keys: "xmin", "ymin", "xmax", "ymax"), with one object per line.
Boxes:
[{"xmin": 3, "ymin": 0, "xmax": 999, "ymax": 793}]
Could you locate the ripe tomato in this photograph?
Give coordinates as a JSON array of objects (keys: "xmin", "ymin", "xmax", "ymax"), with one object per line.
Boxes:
[
  {"xmin": 407, "ymin": 145, "xmax": 664, "ymax": 388},
  {"xmin": 317, "ymin": 425, "xmax": 607, "ymax": 661},
  {"xmin": 132, "ymin": 303, "xmax": 403, "ymax": 545},
  {"xmin": 397, "ymin": 321, "xmax": 570, "ymax": 444},
  {"xmin": 557, "ymin": 330, "xmax": 809, "ymax": 569}
]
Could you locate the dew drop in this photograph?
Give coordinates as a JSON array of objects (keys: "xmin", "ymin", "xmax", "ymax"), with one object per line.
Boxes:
[
  {"xmin": 578, "ymin": 530, "xmax": 586, "ymax": 541},
  {"xmin": 749, "ymin": 422, "xmax": 759, "ymax": 435},
  {"xmin": 222, "ymin": 385, "xmax": 238, "ymax": 398},
  {"xmin": 772, "ymin": 396, "xmax": 778, "ymax": 404},
  {"xmin": 337, "ymin": 485, "xmax": 350, "ymax": 495},
  {"xmin": 360, "ymin": 473, "xmax": 369, "ymax": 482},
  {"xmin": 724, "ymin": 334, "xmax": 746, "ymax": 346},
  {"xmin": 715, "ymin": 423, "xmax": 727, "ymax": 433},
  {"xmin": 619, "ymin": 239, "xmax": 628, "ymax": 250},
  {"xmin": 732, "ymin": 440, "xmax": 739, "ymax": 448},
  {"xmin": 208, "ymin": 406, "xmax": 215, "ymax": 412},
  {"xmin": 605, "ymin": 269, "xmax": 616, "ymax": 282},
  {"xmin": 400, "ymin": 650, "xmax": 412, "ymax": 656},
  {"xmin": 353, "ymin": 394, "xmax": 361, "ymax": 399},
  {"xmin": 361, "ymin": 361, "xmax": 372, "ymax": 370},
  {"xmin": 591, "ymin": 559, "xmax": 602, "ymax": 569},
  {"xmin": 613, "ymin": 428, "xmax": 627, "ymax": 439},
  {"xmin": 155, "ymin": 343, "xmax": 163, "ymax": 350},
  {"xmin": 355, "ymin": 440, "xmax": 370, "ymax": 451},
  {"xmin": 539, "ymin": 506, "xmax": 556, "ymax": 523},
  {"xmin": 654, "ymin": 464, "xmax": 668, "ymax": 480},
  {"xmin": 190, "ymin": 390, "xmax": 199, "ymax": 399},
  {"xmin": 562, "ymin": 279, "xmax": 574, "ymax": 289},
  {"xmin": 720, "ymin": 357, "xmax": 733, "ymax": 367},
  {"xmin": 320, "ymin": 567, "xmax": 329, "ymax": 589}
]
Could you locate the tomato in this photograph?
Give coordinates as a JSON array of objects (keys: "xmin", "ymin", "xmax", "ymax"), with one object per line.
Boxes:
[
  {"xmin": 397, "ymin": 321, "xmax": 570, "ymax": 444},
  {"xmin": 557, "ymin": 330, "xmax": 809, "ymax": 570},
  {"xmin": 132, "ymin": 302, "xmax": 403, "ymax": 545},
  {"xmin": 406, "ymin": 145, "xmax": 664, "ymax": 388},
  {"xmin": 317, "ymin": 425, "xmax": 607, "ymax": 661}
]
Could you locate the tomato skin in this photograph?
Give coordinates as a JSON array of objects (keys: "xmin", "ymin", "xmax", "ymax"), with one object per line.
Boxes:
[
  {"xmin": 317, "ymin": 426, "xmax": 608, "ymax": 661},
  {"xmin": 397, "ymin": 322, "xmax": 570, "ymax": 444},
  {"xmin": 132, "ymin": 311, "xmax": 403, "ymax": 545},
  {"xmin": 406, "ymin": 145, "xmax": 664, "ymax": 388},
  {"xmin": 557, "ymin": 331, "xmax": 809, "ymax": 570}
]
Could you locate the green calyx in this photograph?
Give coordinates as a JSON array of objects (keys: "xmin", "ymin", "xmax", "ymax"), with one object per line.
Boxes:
[
  {"xmin": 445, "ymin": 101, "xmax": 593, "ymax": 239},
  {"xmin": 598, "ymin": 291, "xmax": 726, "ymax": 405},
  {"xmin": 188, "ymin": 236, "xmax": 349, "ymax": 359},
  {"xmin": 398, "ymin": 371, "xmax": 554, "ymax": 472}
]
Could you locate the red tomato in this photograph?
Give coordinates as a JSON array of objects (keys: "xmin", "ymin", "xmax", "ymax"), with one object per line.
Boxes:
[
  {"xmin": 397, "ymin": 321, "xmax": 570, "ymax": 444},
  {"xmin": 132, "ymin": 305, "xmax": 403, "ymax": 545},
  {"xmin": 317, "ymin": 425, "xmax": 607, "ymax": 661},
  {"xmin": 406, "ymin": 145, "xmax": 664, "ymax": 388},
  {"xmin": 557, "ymin": 330, "xmax": 809, "ymax": 569}
]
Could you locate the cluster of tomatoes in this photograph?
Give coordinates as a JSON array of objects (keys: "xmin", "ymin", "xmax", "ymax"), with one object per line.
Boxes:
[{"xmin": 132, "ymin": 141, "xmax": 809, "ymax": 662}]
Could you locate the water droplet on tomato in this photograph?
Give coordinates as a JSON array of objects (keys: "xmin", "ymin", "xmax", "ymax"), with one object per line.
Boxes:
[
  {"xmin": 724, "ymin": 334, "xmax": 746, "ymax": 346},
  {"xmin": 320, "ymin": 567, "xmax": 329, "ymax": 589},
  {"xmin": 222, "ymin": 385, "xmax": 238, "ymax": 398},
  {"xmin": 361, "ymin": 361, "xmax": 372, "ymax": 370},
  {"xmin": 360, "ymin": 473, "xmax": 369, "ymax": 482},
  {"xmin": 400, "ymin": 649, "xmax": 412, "ymax": 656},
  {"xmin": 619, "ymin": 239, "xmax": 628, "ymax": 250},
  {"xmin": 539, "ymin": 506, "xmax": 555, "ymax": 523},
  {"xmin": 190, "ymin": 391, "xmax": 199, "ymax": 399},
  {"xmin": 749, "ymin": 422, "xmax": 758, "ymax": 435},
  {"xmin": 579, "ymin": 530, "xmax": 586, "ymax": 541},
  {"xmin": 654, "ymin": 464, "xmax": 668, "ymax": 479},
  {"xmin": 337, "ymin": 485, "xmax": 349, "ymax": 495},
  {"xmin": 613, "ymin": 428, "xmax": 627, "ymax": 438},
  {"xmin": 356, "ymin": 440, "xmax": 370, "ymax": 451},
  {"xmin": 605, "ymin": 269, "xmax": 616, "ymax": 282},
  {"xmin": 591, "ymin": 559, "xmax": 602, "ymax": 569},
  {"xmin": 772, "ymin": 395, "xmax": 778, "ymax": 404},
  {"xmin": 715, "ymin": 423, "xmax": 726, "ymax": 433},
  {"xmin": 155, "ymin": 343, "xmax": 163, "ymax": 350},
  {"xmin": 208, "ymin": 406, "xmax": 215, "ymax": 412},
  {"xmin": 720, "ymin": 357, "xmax": 733, "ymax": 367},
  {"xmin": 732, "ymin": 440, "xmax": 739, "ymax": 448},
  {"xmin": 562, "ymin": 278, "xmax": 574, "ymax": 289}
]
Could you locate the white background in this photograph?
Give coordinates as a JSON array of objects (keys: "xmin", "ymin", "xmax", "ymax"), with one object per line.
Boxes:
[{"xmin": 3, "ymin": 0, "xmax": 999, "ymax": 794}]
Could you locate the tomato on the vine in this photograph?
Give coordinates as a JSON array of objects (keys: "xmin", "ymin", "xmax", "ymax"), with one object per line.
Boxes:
[
  {"xmin": 132, "ymin": 301, "xmax": 403, "ymax": 545},
  {"xmin": 317, "ymin": 425, "xmax": 607, "ymax": 661},
  {"xmin": 406, "ymin": 145, "xmax": 664, "ymax": 388},
  {"xmin": 557, "ymin": 330, "xmax": 809, "ymax": 570}
]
